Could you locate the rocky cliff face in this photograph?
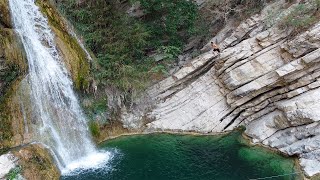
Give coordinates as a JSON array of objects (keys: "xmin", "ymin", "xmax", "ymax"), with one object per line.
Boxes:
[
  {"xmin": 122, "ymin": 0, "xmax": 320, "ymax": 177},
  {"xmin": 0, "ymin": 1, "xmax": 56, "ymax": 179},
  {"xmin": 0, "ymin": 0, "xmax": 28, "ymax": 151},
  {"xmin": 0, "ymin": 144, "xmax": 59, "ymax": 180}
]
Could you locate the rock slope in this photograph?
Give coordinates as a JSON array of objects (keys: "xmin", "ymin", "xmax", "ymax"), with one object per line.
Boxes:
[{"xmin": 123, "ymin": 0, "xmax": 320, "ymax": 177}]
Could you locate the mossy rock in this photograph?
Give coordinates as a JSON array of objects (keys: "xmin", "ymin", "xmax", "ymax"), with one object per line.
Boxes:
[
  {"xmin": 0, "ymin": 27, "xmax": 28, "ymax": 151},
  {"xmin": 0, "ymin": 28, "xmax": 27, "ymax": 72},
  {"xmin": 0, "ymin": 77, "xmax": 30, "ymax": 151},
  {"xmin": 13, "ymin": 144, "xmax": 60, "ymax": 180},
  {"xmin": 36, "ymin": 0, "xmax": 91, "ymax": 91},
  {"xmin": 0, "ymin": 0, "xmax": 12, "ymax": 28}
]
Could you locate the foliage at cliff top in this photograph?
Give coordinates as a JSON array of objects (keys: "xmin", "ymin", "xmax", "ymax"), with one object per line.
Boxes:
[
  {"xmin": 279, "ymin": 0, "xmax": 320, "ymax": 33},
  {"xmin": 58, "ymin": 0, "xmax": 199, "ymax": 92}
]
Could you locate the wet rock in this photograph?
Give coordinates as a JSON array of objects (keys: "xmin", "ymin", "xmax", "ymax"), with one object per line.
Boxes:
[
  {"xmin": 0, "ymin": 0, "xmax": 12, "ymax": 28},
  {"xmin": 13, "ymin": 144, "xmax": 60, "ymax": 180}
]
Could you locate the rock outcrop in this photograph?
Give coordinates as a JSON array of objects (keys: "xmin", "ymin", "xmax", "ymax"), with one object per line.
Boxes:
[
  {"xmin": 0, "ymin": 144, "xmax": 60, "ymax": 180},
  {"xmin": 0, "ymin": 0, "xmax": 28, "ymax": 151},
  {"xmin": 37, "ymin": 0, "xmax": 92, "ymax": 91},
  {"xmin": 122, "ymin": 0, "xmax": 320, "ymax": 177}
]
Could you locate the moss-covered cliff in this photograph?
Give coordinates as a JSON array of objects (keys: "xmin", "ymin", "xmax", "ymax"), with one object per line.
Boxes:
[
  {"xmin": 0, "ymin": 0, "xmax": 92, "ymax": 150},
  {"xmin": 0, "ymin": 1, "xmax": 28, "ymax": 152},
  {"xmin": 36, "ymin": 0, "xmax": 91, "ymax": 91},
  {"xmin": 0, "ymin": 0, "xmax": 12, "ymax": 28}
]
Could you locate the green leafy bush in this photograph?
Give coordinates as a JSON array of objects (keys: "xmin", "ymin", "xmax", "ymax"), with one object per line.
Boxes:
[
  {"xmin": 6, "ymin": 166, "xmax": 21, "ymax": 180},
  {"xmin": 57, "ymin": 0, "xmax": 199, "ymax": 91},
  {"xmin": 279, "ymin": 1, "xmax": 319, "ymax": 32},
  {"xmin": 89, "ymin": 120, "xmax": 100, "ymax": 138},
  {"xmin": 157, "ymin": 46, "xmax": 182, "ymax": 61},
  {"xmin": 135, "ymin": 0, "xmax": 199, "ymax": 47}
]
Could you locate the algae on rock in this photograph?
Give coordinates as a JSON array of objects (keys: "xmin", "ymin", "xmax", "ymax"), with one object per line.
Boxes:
[
  {"xmin": 0, "ymin": 0, "xmax": 12, "ymax": 28},
  {"xmin": 36, "ymin": 0, "xmax": 92, "ymax": 91},
  {"xmin": 0, "ymin": 15, "xmax": 28, "ymax": 151},
  {"xmin": 12, "ymin": 144, "xmax": 60, "ymax": 180}
]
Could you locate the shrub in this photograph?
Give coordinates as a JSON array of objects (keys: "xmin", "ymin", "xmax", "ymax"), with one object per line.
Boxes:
[
  {"xmin": 6, "ymin": 166, "xmax": 21, "ymax": 180},
  {"xmin": 279, "ymin": 1, "xmax": 319, "ymax": 32},
  {"xmin": 135, "ymin": 0, "xmax": 199, "ymax": 47},
  {"xmin": 57, "ymin": 0, "xmax": 200, "ymax": 92},
  {"xmin": 89, "ymin": 120, "xmax": 100, "ymax": 138},
  {"xmin": 202, "ymin": 0, "xmax": 268, "ymax": 24}
]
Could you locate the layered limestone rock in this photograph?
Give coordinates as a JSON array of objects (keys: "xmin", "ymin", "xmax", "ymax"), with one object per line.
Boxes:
[{"xmin": 122, "ymin": 0, "xmax": 320, "ymax": 177}]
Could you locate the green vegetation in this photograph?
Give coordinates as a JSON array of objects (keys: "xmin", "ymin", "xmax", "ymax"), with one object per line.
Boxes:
[
  {"xmin": 37, "ymin": 0, "xmax": 91, "ymax": 91},
  {"xmin": 2, "ymin": 65, "xmax": 19, "ymax": 90},
  {"xmin": 0, "ymin": 75, "xmax": 21, "ymax": 148},
  {"xmin": 89, "ymin": 120, "xmax": 100, "ymax": 138},
  {"xmin": 57, "ymin": 0, "xmax": 200, "ymax": 91},
  {"xmin": 86, "ymin": 98, "xmax": 108, "ymax": 116},
  {"xmin": 202, "ymin": 0, "xmax": 268, "ymax": 24},
  {"xmin": 82, "ymin": 97, "xmax": 108, "ymax": 124},
  {"xmin": 279, "ymin": 0, "xmax": 320, "ymax": 33},
  {"xmin": 0, "ymin": 112, "xmax": 12, "ymax": 144},
  {"xmin": 133, "ymin": 0, "xmax": 198, "ymax": 47},
  {"xmin": 0, "ymin": 147, "xmax": 9, "ymax": 155},
  {"xmin": 6, "ymin": 166, "xmax": 21, "ymax": 180}
]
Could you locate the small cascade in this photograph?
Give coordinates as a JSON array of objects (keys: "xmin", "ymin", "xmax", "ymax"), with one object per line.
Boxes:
[{"xmin": 8, "ymin": 0, "xmax": 111, "ymax": 174}]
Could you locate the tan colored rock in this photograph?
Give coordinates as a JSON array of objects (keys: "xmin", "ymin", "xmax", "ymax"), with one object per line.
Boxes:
[
  {"xmin": 13, "ymin": 144, "xmax": 60, "ymax": 180},
  {"xmin": 36, "ymin": 0, "xmax": 92, "ymax": 91},
  {"xmin": 0, "ymin": 20, "xmax": 28, "ymax": 150},
  {"xmin": 0, "ymin": 0, "xmax": 12, "ymax": 28}
]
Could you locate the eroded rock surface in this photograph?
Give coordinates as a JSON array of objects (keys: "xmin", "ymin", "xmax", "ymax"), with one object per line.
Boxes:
[
  {"xmin": 122, "ymin": 0, "xmax": 320, "ymax": 177},
  {"xmin": 0, "ymin": 144, "xmax": 60, "ymax": 180},
  {"xmin": 0, "ymin": 0, "xmax": 28, "ymax": 151}
]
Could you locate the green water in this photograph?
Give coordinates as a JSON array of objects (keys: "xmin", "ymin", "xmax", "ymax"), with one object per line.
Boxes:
[{"xmin": 62, "ymin": 131, "xmax": 300, "ymax": 180}]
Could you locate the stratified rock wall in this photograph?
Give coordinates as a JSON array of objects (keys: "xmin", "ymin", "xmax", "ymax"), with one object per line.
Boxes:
[{"xmin": 124, "ymin": 0, "xmax": 320, "ymax": 177}]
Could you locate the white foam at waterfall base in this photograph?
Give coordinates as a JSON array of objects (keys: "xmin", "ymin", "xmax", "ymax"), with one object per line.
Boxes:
[
  {"xmin": 9, "ymin": 0, "xmax": 115, "ymax": 173},
  {"xmin": 62, "ymin": 151, "xmax": 115, "ymax": 175}
]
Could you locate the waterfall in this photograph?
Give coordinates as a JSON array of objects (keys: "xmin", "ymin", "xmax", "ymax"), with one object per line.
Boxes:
[{"xmin": 8, "ymin": 0, "xmax": 111, "ymax": 174}]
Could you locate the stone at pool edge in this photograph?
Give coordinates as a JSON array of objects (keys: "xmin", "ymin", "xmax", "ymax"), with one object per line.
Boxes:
[{"xmin": 0, "ymin": 144, "xmax": 60, "ymax": 180}]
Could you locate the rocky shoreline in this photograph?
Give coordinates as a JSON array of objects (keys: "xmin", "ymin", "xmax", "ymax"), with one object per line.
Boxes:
[
  {"xmin": 1, "ymin": 0, "xmax": 320, "ymax": 179},
  {"xmin": 120, "ymin": 0, "xmax": 320, "ymax": 177}
]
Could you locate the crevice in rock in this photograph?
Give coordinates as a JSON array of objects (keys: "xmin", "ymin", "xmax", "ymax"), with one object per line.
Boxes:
[
  {"xmin": 260, "ymin": 121, "xmax": 318, "ymax": 144},
  {"xmin": 224, "ymin": 25, "xmax": 260, "ymax": 49},
  {"xmin": 293, "ymin": 47, "xmax": 318, "ymax": 60},
  {"xmin": 0, "ymin": 20, "xmax": 10, "ymax": 29},
  {"xmin": 160, "ymin": 56, "xmax": 218, "ymax": 101},
  {"xmin": 219, "ymin": 40, "xmax": 286, "ymax": 79},
  {"xmin": 223, "ymin": 109, "xmax": 245, "ymax": 130}
]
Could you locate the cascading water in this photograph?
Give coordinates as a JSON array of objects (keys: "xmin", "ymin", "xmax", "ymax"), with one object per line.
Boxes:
[{"xmin": 8, "ymin": 0, "xmax": 111, "ymax": 174}]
